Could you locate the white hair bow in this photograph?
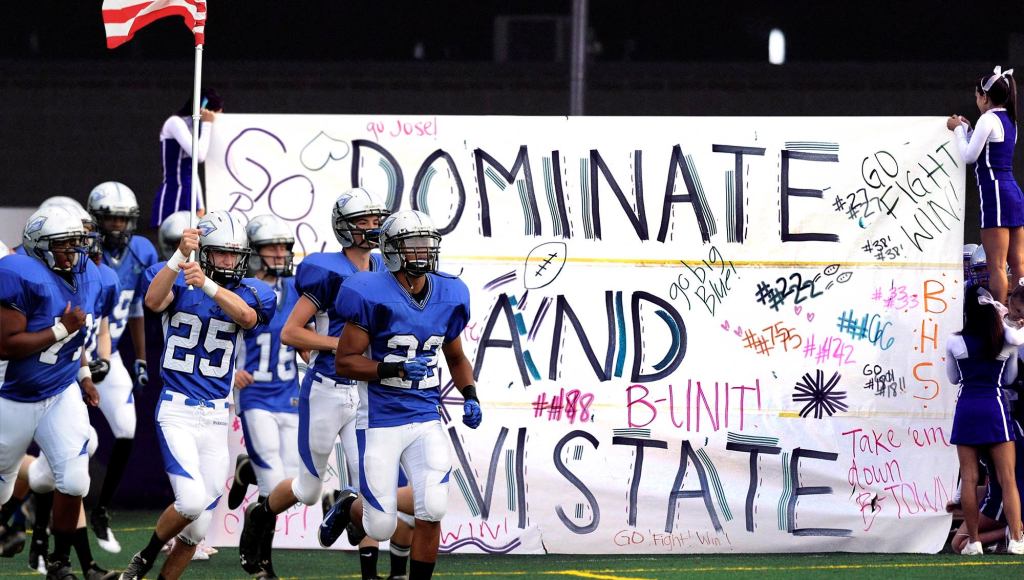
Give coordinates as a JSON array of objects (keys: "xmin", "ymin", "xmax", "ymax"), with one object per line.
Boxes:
[
  {"xmin": 982, "ymin": 65, "xmax": 1015, "ymax": 92},
  {"xmin": 978, "ymin": 287, "xmax": 1009, "ymax": 317}
]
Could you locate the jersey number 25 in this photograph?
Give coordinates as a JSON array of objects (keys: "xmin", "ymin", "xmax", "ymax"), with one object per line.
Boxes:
[{"xmin": 162, "ymin": 312, "xmax": 237, "ymax": 378}]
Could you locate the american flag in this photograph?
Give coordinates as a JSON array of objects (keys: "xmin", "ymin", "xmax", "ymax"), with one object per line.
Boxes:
[{"xmin": 102, "ymin": 0, "xmax": 206, "ymax": 49}]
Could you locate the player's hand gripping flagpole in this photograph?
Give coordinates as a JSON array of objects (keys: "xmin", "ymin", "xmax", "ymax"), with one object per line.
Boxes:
[{"xmin": 103, "ymin": 0, "xmax": 208, "ymax": 285}]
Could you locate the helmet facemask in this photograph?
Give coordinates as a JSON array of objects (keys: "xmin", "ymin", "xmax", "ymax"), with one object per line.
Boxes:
[
  {"xmin": 35, "ymin": 233, "xmax": 91, "ymax": 274},
  {"xmin": 384, "ymin": 232, "xmax": 441, "ymax": 278},
  {"xmin": 199, "ymin": 245, "xmax": 252, "ymax": 286},
  {"xmin": 91, "ymin": 208, "xmax": 139, "ymax": 252},
  {"xmin": 250, "ymin": 241, "xmax": 295, "ymax": 277},
  {"xmin": 334, "ymin": 211, "xmax": 387, "ymax": 249}
]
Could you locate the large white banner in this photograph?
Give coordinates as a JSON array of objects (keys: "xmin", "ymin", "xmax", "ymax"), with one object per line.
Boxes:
[{"xmin": 205, "ymin": 115, "xmax": 964, "ymax": 554}]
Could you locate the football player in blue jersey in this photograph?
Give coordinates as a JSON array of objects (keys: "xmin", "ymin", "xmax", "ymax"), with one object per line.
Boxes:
[
  {"xmin": 239, "ymin": 189, "xmax": 411, "ymax": 580},
  {"xmin": 238, "ymin": 188, "xmax": 396, "ymax": 579},
  {"xmin": 86, "ymin": 182, "xmax": 159, "ymax": 551},
  {"xmin": 322, "ymin": 210, "xmax": 482, "ymax": 580},
  {"xmin": 0, "ymin": 206, "xmax": 103, "ymax": 580},
  {"xmin": 119, "ymin": 211, "xmax": 275, "ymax": 580},
  {"xmin": 221, "ymin": 214, "xmax": 302, "ymax": 578}
]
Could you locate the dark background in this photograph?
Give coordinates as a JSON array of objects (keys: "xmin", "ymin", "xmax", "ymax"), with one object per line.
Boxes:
[{"xmin": 2, "ymin": 0, "xmax": 1021, "ymax": 508}]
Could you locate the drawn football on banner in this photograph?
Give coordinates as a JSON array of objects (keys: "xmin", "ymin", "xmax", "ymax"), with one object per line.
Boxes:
[{"xmin": 523, "ymin": 241, "xmax": 567, "ymax": 289}]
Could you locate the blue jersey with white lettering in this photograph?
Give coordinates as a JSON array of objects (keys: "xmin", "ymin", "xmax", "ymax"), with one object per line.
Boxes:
[
  {"xmin": 295, "ymin": 251, "xmax": 384, "ymax": 381},
  {"xmin": 102, "ymin": 236, "xmax": 158, "ymax": 350},
  {"xmin": 0, "ymin": 255, "xmax": 103, "ymax": 402},
  {"xmin": 145, "ymin": 262, "xmax": 276, "ymax": 401},
  {"xmin": 83, "ymin": 263, "xmax": 120, "ymax": 362},
  {"xmin": 238, "ymin": 276, "xmax": 300, "ymax": 414},
  {"xmin": 335, "ymin": 270, "xmax": 470, "ymax": 428}
]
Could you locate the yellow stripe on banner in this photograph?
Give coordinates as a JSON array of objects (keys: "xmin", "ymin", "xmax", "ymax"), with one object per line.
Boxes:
[
  {"xmin": 658, "ymin": 561, "xmax": 1024, "ymax": 573},
  {"xmin": 436, "ymin": 560, "xmax": 1024, "ymax": 577},
  {"xmin": 548, "ymin": 571, "xmax": 653, "ymax": 580},
  {"xmin": 446, "ymin": 255, "xmax": 961, "ymax": 270}
]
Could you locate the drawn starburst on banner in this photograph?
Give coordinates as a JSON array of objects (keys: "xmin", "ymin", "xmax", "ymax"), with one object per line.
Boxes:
[{"xmin": 792, "ymin": 369, "xmax": 848, "ymax": 419}]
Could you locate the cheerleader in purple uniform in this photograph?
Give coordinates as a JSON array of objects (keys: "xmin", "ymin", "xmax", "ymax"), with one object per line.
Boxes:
[
  {"xmin": 950, "ymin": 66, "xmax": 1022, "ymax": 304},
  {"xmin": 149, "ymin": 89, "xmax": 222, "ymax": 228},
  {"xmin": 948, "ymin": 285, "xmax": 1024, "ymax": 554}
]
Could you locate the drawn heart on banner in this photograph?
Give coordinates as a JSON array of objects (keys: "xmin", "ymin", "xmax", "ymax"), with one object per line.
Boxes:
[
  {"xmin": 795, "ymin": 305, "xmax": 815, "ymax": 323},
  {"xmin": 721, "ymin": 321, "xmax": 744, "ymax": 336}
]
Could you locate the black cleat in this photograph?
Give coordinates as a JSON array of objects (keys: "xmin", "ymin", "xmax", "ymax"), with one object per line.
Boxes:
[
  {"xmin": 84, "ymin": 563, "xmax": 120, "ymax": 580},
  {"xmin": 28, "ymin": 530, "xmax": 48, "ymax": 572},
  {"xmin": 239, "ymin": 503, "xmax": 268, "ymax": 574},
  {"xmin": 0, "ymin": 529, "xmax": 26, "ymax": 557},
  {"xmin": 117, "ymin": 552, "xmax": 153, "ymax": 580},
  {"xmin": 90, "ymin": 507, "xmax": 121, "ymax": 553},
  {"xmin": 318, "ymin": 488, "xmax": 357, "ymax": 548},
  {"xmin": 45, "ymin": 556, "xmax": 78, "ymax": 580},
  {"xmin": 227, "ymin": 455, "xmax": 254, "ymax": 510}
]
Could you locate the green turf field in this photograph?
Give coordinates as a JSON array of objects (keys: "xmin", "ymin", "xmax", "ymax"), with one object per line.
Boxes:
[{"xmin": 1, "ymin": 511, "xmax": 1021, "ymax": 579}]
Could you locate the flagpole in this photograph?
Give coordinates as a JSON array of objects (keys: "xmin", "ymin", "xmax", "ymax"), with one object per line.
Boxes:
[
  {"xmin": 190, "ymin": 43, "xmax": 203, "ymax": 230},
  {"xmin": 187, "ymin": 42, "xmax": 203, "ymax": 288}
]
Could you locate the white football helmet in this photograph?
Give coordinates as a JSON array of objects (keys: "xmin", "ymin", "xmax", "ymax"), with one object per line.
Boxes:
[
  {"xmin": 245, "ymin": 214, "xmax": 295, "ymax": 277},
  {"xmin": 40, "ymin": 196, "xmax": 93, "ymax": 230},
  {"xmin": 158, "ymin": 211, "xmax": 193, "ymax": 260},
  {"xmin": 197, "ymin": 211, "xmax": 251, "ymax": 285},
  {"xmin": 379, "ymin": 210, "xmax": 441, "ymax": 277},
  {"xmin": 332, "ymin": 187, "xmax": 389, "ymax": 248},
  {"xmin": 22, "ymin": 206, "xmax": 90, "ymax": 273},
  {"xmin": 87, "ymin": 181, "xmax": 139, "ymax": 251}
]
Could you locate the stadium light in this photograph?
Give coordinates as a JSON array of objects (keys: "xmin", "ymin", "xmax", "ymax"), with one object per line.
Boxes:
[{"xmin": 769, "ymin": 28, "xmax": 785, "ymax": 65}]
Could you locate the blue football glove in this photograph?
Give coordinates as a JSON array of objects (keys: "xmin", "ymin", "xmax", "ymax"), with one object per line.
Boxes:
[
  {"xmin": 133, "ymin": 359, "xmax": 149, "ymax": 389},
  {"xmin": 402, "ymin": 357, "xmax": 431, "ymax": 381},
  {"xmin": 463, "ymin": 399, "xmax": 482, "ymax": 429}
]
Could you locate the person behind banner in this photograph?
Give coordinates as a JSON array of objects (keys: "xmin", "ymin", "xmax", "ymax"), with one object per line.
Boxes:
[
  {"xmin": 948, "ymin": 285, "xmax": 1024, "ymax": 555},
  {"xmin": 949, "ymin": 66, "xmax": 1023, "ymax": 304},
  {"xmin": 320, "ymin": 210, "xmax": 482, "ymax": 580},
  {"xmin": 119, "ymin": 211, "xmax": 275, "ymax": 580},
  {"xmin": 150, "ymin": 89, "xmax": 222, "ymax": 228}
]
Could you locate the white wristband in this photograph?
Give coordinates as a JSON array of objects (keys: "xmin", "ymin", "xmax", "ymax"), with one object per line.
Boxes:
[
  {"xmin": 78, "ymin": 365, "xmax": 92, "ymax": 382},
  {"xmin": 166, "ymin": 249, "xmax": 188, "ymax": 273},
  {"xmin": 51, "ymin": 322, "xmax": 69, "ymax": 342},
  {"xmin": 202, "ymin": 277, "xmax": 220, "ymax": 298}
]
